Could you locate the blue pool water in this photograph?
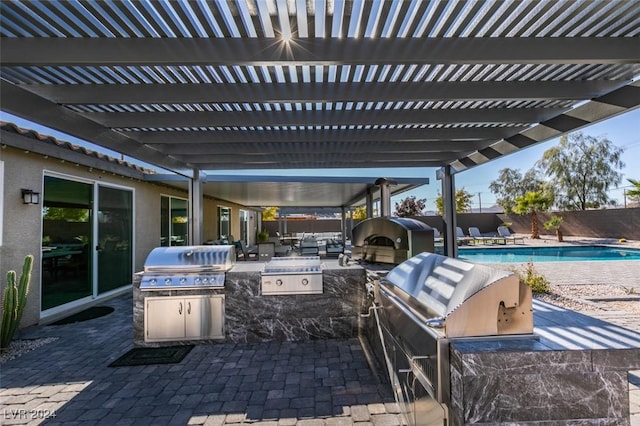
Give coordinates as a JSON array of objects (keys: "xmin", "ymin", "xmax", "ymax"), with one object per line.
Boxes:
[{"xmin": 458, "ymin": 245, "xmax": 640, "ymax": 263}]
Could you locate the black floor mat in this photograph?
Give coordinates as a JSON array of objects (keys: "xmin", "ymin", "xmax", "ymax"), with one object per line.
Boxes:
[
  {"xmin": 108, "ymin": 345, "xmax": 194, "ymax": 367},
  {"xmin": 49, "ymin": 306, "xmax": 114, "ymax": 325}
]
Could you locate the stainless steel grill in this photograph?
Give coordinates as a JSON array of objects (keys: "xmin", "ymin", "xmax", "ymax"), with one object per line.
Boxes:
[
  {"xmin": 261, "ymin": 256, "xmax": 323, "ymax": 295},
  {"xmin": 140, "ymin": 245, "xmax": 235, "ymax": 291},
  {"xmin": 370, "ymin": 252, "xmax": 533, "ymax": 426},
  {"xmin": 351, "ymin": 217, "xmax": 435, "ymax": 264}
]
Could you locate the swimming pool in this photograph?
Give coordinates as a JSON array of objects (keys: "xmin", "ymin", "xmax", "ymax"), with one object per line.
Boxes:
[{"xmin": 458, "ymin": 245, "xmax": 640, "ymax": 263}]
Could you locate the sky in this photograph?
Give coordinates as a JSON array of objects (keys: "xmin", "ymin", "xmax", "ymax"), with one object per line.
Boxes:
[
  {"xmin": 1, "ymin": 107, "xmax": 639, "ymax": 212},
  {"xmin": 395, "ymin": 107, "xmax": 640, "ymax": 212}
]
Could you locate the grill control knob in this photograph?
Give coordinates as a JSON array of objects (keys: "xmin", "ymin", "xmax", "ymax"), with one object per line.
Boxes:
[
  {"xmin": 179, "ymin": 277, "xmax": 187, "ymax": 285},
  {"xmin": 164, "ymin": 278, "xmax": 172, "ymax": 285},
  {"xmin": 194, "ymin": 277, "xmax": 201, "ymax": 284},
  {"xmin": 202, "ymin": 277, "xmax": 209, "ymax": 284},
  {"xmin": 149, "ymin": 278, "xmax": 157, "ymax": 285},
  {"xmin": 276, "ymin": 279, "xmax": 283, "ymax": 286},
  {"xmin": 302, "ymin": 278, "xmax": 309, "ymax": 286}
]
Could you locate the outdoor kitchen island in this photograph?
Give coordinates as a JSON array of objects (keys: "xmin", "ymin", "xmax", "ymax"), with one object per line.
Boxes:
[{"xmin": 133, "ymin": 252, "xmax": 367, "ymax": 347}]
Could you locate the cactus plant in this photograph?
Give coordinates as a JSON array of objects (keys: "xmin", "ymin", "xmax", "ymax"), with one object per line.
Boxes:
[{"xmin": 1, "ymin": 255, "xmax": 33, "ymax": 350}]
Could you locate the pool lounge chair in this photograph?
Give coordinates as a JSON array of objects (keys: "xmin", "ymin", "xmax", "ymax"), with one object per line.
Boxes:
[
  {"xmin": 433, "ymin": 228, "xmax": 444, "ymax": 244},
  {"xmin": 456, "ymin": 227, "xmax": 473, "ymax": 245},
  {"xmin": 469, "ymin": 226, "xmax": 506, "ymax": 244},
  {"xmin": 497, "ymin": 226, "xmax": 525, "ymax": 244}
]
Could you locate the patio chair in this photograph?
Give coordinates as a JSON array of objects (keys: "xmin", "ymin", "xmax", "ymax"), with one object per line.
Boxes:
[
  {"xmin": 497, "ymin": 226, "xmax": 525, "ymax": 244},
  {"xmin": 300, "ymin": 236, "xmax": 320, "ymax": 255},
  {"xmin": 237, "ymin": 240, "xmax": 258, "ymax": 261},
  {"xmin": 432, "ymin": 228, "xmax": 444, "ymax": 244},
  {"xmin": 269, "ymin": 237, "xmax": 291, "ymax": 257},
  {"xmin": 456, "ymin": 227, "xmax": 473, "ymax": 245},
  {"xmin": 468, "ymin": 227, "xmax": 497, "ymax": 245},
  {"xmin": 325, "ymin": 239, "xmax": 344, "ymax": 258}
]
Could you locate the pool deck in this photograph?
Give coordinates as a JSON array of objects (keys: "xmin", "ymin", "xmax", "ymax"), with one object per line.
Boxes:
[{"xmin": 461, "ymin": 235, "xmax": 640, "ymax": 290}]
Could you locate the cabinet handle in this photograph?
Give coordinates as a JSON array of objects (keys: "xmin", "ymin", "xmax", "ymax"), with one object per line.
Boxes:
[
  {"xmin": 187, "ymin": 301, "xmax": 191, "ymax": 315},
  {"xmin": 179, "ymin": 302, "xmax": 183, "ymax": 315}
]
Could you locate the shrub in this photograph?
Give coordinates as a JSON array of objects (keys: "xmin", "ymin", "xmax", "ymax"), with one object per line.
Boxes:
[{"xmin": 517, "ymin": 261, "xmax": 550, "ymax": 294}]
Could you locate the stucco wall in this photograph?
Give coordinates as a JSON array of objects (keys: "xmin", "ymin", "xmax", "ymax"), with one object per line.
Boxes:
[
  {"xmin": 0, "ymin": 146, "xmax": 255, "ymax": 328},
  {"xmin": 498, "ymin": 208, "xmax": 640, "ymax": 240}
]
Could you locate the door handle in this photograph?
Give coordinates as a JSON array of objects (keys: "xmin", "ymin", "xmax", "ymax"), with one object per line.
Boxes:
[
  {"xmin": 187, "ymin": 301, "xmax": 191, "ymax": 315},
  {"xmin": 179, "ymin": 302, "xmax": 183, "ymax": 315}
]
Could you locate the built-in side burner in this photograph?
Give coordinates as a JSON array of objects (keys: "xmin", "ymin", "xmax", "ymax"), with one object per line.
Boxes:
[{"xmin": 261, "ymin": 256, "xmax": 323, "ymax": 295}]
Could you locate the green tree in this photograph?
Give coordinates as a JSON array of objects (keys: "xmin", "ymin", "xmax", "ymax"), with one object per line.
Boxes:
[
  {"xmin": 351, "ymin": 206, "xmax": 367, "ymax": 220},
  {"xmin": 513, "ymin": 191, "xmax": 553, "ymax": 239},
  {"xmin": 627, "ymin": 178, "xmax": 640, "ymax": 203},
  {"xmin": 537, "ymin": 132, "xmax": 624, "ymax": 210},
  {"xmin": 394, "ymin": 196, "xmax": 426, "ymax": 217},
  {"xmin": 489, "ymin": 168, "xmax": 545, "ymax": 213},
  {"xmin": 43, "ymin": 207, "xmax": 89, "ymax": 222},
  {"xmin": 261, "ymin": 207, "xmax": 278, "ymax": 221},
  {"xmin": 436, "ymin": 188, "xmax": 473, "ymax": 215}
]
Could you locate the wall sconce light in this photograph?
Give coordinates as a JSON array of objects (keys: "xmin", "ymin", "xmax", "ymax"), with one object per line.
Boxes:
[{"xmin": 22, "ymin": 189, "xmax": 40, "ymax": 205}]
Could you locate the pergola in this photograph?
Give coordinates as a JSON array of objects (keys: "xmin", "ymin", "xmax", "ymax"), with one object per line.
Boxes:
[{"xmin": 1, "ymin": 0, "xmax": 639, "ymax": 254}]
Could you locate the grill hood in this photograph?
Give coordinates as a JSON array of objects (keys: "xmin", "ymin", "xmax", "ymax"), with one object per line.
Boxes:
[
  {"xmin": 379, "ymin": 252, "xmax": 533, "ymax": 338},
  {"xmin": 143, "ymin": 245, "xmax": 235, "ymax": 273}
]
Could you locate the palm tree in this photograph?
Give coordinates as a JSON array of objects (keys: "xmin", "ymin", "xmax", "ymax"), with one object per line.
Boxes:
[
  {"xmin": 627, "ymin": 178, "xmax": 640, "ymax": 203},
  {"xmin": 513, "ymin": 191, "xmax": 553, "ymax": 239}
]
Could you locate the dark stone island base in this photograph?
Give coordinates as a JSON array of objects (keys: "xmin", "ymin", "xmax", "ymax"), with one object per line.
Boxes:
[
  {"xmin": 363, "ymin": 297, "xmax": 640, "ymax": 425},
  {"xmin": 133, "ymin": 260, "xmax": 367, "ymax": 347}
]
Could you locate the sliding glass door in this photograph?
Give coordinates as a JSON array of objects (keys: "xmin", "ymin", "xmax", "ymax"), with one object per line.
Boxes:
[
  {"xmin": 41, "ymin": 175, "xmax": 133, "ymax": 311},
  {"xmin": 42, "ymin": 176, "xmax": 93, "ymax": 310},
  {"xmin": 97, "ymin": 185, "xmax": 133, "ymax": 294}
]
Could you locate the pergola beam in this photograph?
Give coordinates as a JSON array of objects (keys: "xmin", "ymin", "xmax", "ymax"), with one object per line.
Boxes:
[
  {"xmin": 3, "ymin": 38, "xmax": 638, "ymax": 66},
  {"xmin": 0, "ymin": 81, "xmax": 195, "ymax": 177},
  {"xmin": 78, "ymin": 107, "xmax": 566, "ymax": 128},
  {"xmin": 20, "ymin": 80, "xmax": 624, "ymax": 104},
  {"xmin": 131, "ymin": 126, "xmax": 528, "ymax": 144},
  {"xmin": 152, "ymin": 140, "xmax": 490, "ymax": 155},
  {"xmin": 189, "ymin": 160, "xmax": 445, "ymax": 170}
]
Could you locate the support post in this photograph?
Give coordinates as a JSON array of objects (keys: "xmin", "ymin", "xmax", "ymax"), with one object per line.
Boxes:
[
  {"xmin": 375, "ymin": 178, "xmax": 397, "ymax": 218},
  {"xmin": 189, "ymin": 170, "xmax": 204, "ymax": 245},
  {"xmin": 438, "ymin": 166, "xmax": 458, "ymax": 258},
  {"xmin": 366, "ymin": 188, "xmax": 374, "ymax": 219}
]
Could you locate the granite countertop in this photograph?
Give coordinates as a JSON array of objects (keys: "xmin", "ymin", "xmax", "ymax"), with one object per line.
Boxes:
[
  {"xmin": 228, "ymin": 258, "xmax": 364, "ymax": 273},
  {"xmin": 451, "ymin": 298, "xmax": 640, "ymax": 355}
]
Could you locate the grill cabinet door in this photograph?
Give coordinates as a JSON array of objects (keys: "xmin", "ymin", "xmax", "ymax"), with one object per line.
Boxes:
[
  {"xmin": 184, "ymin": 295, "xmax": 224, "ymax": 339},
  {"xmin": 145, "ymin": 296, "xmax": 185, "ymax": 341}
]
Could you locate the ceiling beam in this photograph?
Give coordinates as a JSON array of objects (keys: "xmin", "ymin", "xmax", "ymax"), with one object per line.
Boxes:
[
  {"xmin": 78, "ymin": 107, "xmax": 566, "ymax": 128},
  {"xmin": 131, "ymin": 126, "xmax": 528, "ymax": 144},
  {"xmin": 0, "ymin": 81, "xmax": 194, "ymax": 178},
  {"xmin": 151, "ymin": 140, "xmax": 491, "ymax": 155},
  {"xmin": 2, "ymin": 38, "xmax": 638, "ymax": 66},
  {"xmin": 171, "ymin": 152, "xmax": 463, "ymax": 163},
  {"xmin": 192, "ymin": 159, "xmax": 445, "ymax": 170},
  {"xmin": 20, "ymin": 80, "xmax": 624, "ymax": 104}
]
